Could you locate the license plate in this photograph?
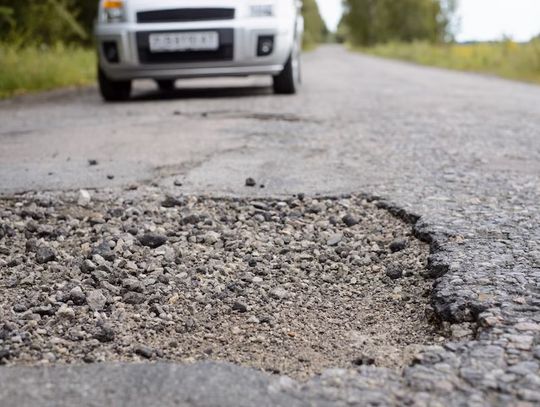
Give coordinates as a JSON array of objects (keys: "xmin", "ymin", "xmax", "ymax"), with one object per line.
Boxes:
[{"xmin": 149, "ymin": 32, "xmax": 219, "ymax": 52}]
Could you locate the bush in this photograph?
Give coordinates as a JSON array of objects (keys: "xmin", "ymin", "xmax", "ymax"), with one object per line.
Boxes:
[{"xmin": 0, "ymin": 0, "xmax": 92, "ymax": 46}]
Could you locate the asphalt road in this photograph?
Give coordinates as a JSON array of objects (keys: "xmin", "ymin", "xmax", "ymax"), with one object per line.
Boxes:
[
  {"xmin": 1, "ymin": 46, "xmax": 540, "ymax": 406},
  {"xmin": 2, "ymin": 45, "xmax": 537, "ymax": 196}
]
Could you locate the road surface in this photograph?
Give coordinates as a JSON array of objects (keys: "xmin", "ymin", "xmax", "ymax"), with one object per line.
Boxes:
[{"xmin": 1, "ymin": 46, "xmax": 539, "ymax": 406}]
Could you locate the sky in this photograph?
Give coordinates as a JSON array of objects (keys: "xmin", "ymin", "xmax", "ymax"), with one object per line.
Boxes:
[{"xmin": 315, "ymin": 0, "xmax": 540, "ymax": 42}]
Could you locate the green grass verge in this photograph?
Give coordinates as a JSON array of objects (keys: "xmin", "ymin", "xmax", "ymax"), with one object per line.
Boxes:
[
  {"xmin": 359, "ymin": 40, "xmax": 540, "ymax": 85},
  {"xmin": 0, "ymin": 44, "xmax": 96, "ymax": 99}
]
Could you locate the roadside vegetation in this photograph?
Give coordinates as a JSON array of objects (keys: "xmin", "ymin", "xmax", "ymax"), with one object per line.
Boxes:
[
  {"xmin": 340, "ymin": 0, "xmax": 540, "ymax": 85},
  {"xmin": 0, "ymin": 0, "xmax": 326, "ymax": 99},
  {"xmin": 0, "ymin": 45, "xmax": 95, "ymax": 98},
  {"xmin": 361, "ymin": 40, "xmax": 540, "ymax": 85}
]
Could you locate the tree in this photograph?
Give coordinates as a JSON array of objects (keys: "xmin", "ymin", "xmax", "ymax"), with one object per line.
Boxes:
[
  {"xmin": 342, "ymin": 0, "xmax": 458, "ymax": 46},
  {"xmin": 302, "ymin": 0, "xmax": 328, "ymax": 47}
]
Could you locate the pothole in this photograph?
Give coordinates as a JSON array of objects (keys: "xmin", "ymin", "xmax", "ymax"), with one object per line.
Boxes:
[{"xmin": 0, "ymin": 191, "xmax": 445, "ymax": 380}]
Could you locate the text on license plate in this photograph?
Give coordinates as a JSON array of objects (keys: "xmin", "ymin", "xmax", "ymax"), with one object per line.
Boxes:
[{"xmin": 149, "ymin": 32, "xmax": 219, "ymax": 52}]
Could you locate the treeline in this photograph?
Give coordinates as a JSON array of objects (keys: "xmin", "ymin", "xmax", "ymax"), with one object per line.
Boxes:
[
  {"xmin": 302, "ymin": 0, "xmax": 328, "ymax": 47},
  {"xmin": 0, "ymin": 0, "xmax": 327, "ymax": 47},
  {"xmin": 341, "ymin": 0, "xmax": 458, "ymax": 46}
]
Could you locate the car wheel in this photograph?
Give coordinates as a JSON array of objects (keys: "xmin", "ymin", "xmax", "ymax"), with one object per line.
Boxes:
[
  {"xmin": 98, "ymin": 67, "xmax": 132, "ymax": 102},
  {"xmin": 273, "ymin": 42, "xmax": 301, "ymax": 95},
  {"xmin": 157, "ymin": 80, "xmax": 176, "ymax": 92}
]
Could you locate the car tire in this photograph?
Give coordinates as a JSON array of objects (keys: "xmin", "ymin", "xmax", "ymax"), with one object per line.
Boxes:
[
  {"xmin": 273, "ymin": 46, "xmax": 301, "ymax": 95},
  {"xmin": 157, "ymin": 80, "xmax": 175, "ymax": 92},
  {"xmin": 98, "ymin": 67, "xmax": 132, "ymax": 102}
]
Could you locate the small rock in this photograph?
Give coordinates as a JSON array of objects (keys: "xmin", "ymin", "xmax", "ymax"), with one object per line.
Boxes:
[
  {"xmin": 78, "ymin": 189, "xmax": 91, "ymax": 207},
  {"xmin": 88, "ymin": 214, "xmax": 105, "ymax": 226},
  {"xmin": 270, "ymin": 287, "xmax": 288, "ymax": 300},
  {"xmin": 42, "ymin": 352, "xmax": 56, "ymax": 363},
  {"xmin": 107, "ymin": 174, "xmax": 115, "ymax": 180},
  {"xmin": 88, "ymin": 159, "xmax": 98, "ymax": 166},
  {"xmin": 385, "ymin": 266, "xmax": 403, "ymax": 280},
  {"xmin": 245, "ymin": 177, "xmax": 257, "ymax": 187},
  {"xmin": 327, "ymin": 233, "xmax": 343, "ymax": 247},
  {"xmin": 80, "ymin": 259, "xmax": 96, "ymax": 273},
  {"xmin": 87, "ymin": 289, "xmax": 107, "ymax": 311},
  {"xmin": 139, "ymin": 233, "xmax": 167, "ymax": 249},
  {"xmin": 92, "ymin": 241, "xmax": 115, "ymax": 261},
  {"xmin": 134, "ymin": 345, "xmax": 154, "ymax": 359},
  {"xmin": 161, "ymin": 195, "xmax": 185, "ymax": 208},
  {"xmin": 69, "ymin": 286, "xmax": 86, "ymax": 305},
  {"xmin": 203, "ymin": 231, "xmax": 221, "ymax": 245},
  {"xmin": 94, "ymin": 324, "xmax": 115, "ymax": 343},
  {"xmin": 57, "ymin": 304, "xmax": 75, "ymax": 319},
  {"xmin": 122, "ymin": 278, "xmax": 144, "ymax": 293},
  {"xmin": 389, "ymin": 239, "xmax": 408, "ymax": 253},
  {"xmin": 36, "ymin": 246, "xmax": 56, "ymax": 264},
  {"xmin": 0, "ymin": 349, "xmax": 12, "ymax": 364},
  {"xmin": 33, "ymin": 305, "xmax": 55, "ymax": 316},
  {"xmin": 173, "ymin": 179, "xmax": 183, "ymax": 187},
  {"xmin": 12, "ymin": 304, "xmax": 27, "ymax": 313},
  {"xmin": 123, "ymin": 292, "xmax": 146, "ymax": 305},
  {"xmin": 342, "ymin": 214, "xmax": 359, "ymax": 227},
  {"xmin": 83, "ymin": 354, "xmax": 95, "ymax": 363},
  {"xmin": 232, "ymin": 302, "xmax": 248, "ymax": 313}
]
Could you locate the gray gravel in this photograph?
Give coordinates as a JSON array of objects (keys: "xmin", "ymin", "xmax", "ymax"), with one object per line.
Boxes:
[
  {"xmin": 0, "ymin": 190, "xmax": 441, "ymax": 380},
  {"xmin": 1, "ymin": 45, "xmax": 540, "ymax": 405}
]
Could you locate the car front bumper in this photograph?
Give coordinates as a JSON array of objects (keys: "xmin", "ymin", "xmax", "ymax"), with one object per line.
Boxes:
[{"xmin": 95, "ymin": 19, "xmax": 293, "ymax": 81}]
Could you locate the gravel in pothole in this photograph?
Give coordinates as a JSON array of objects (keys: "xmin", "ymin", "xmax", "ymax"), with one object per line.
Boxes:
[{"xmin": 0, "ymin": 190, "xmax": 445, "ymax": 380}]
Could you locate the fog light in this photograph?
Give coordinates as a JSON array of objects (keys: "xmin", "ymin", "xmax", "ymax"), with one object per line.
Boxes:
[
  {"xmin": 102, "ymin": 41, "xmax": 119, "ymax": 63},
  {"xmin": 257, "ymin": 35, "xmax": 274, "ymax": 57}
]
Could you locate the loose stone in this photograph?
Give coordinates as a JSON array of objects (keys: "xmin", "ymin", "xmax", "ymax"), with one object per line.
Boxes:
[
  {"xmin": 342, "ymin": 214, "xmax": 359, "ymax": 227},
  {"xmin": 232, "ymin": 302, "xmax": 248, "ymax": 313},
  {"xmin": 327, "ymin": 233, "xmax": 343, "ymax": 246},
  {"xmin": 134, "ymin": 345, "xmax": 154, "ymax": 359},
  {"xmin": 390, "ymin": 239, "xmax": 408, "ymax": 253},
  {"xmin": 35, "ymin": 246, "xmax": 56, "ymax": 264},
  {"xmin": 139, "ymin": 233, "xmax": 167, "ymax": 249},
  {"xmin": 386, "ymin": 266, "xmax": 403, "ymax": 280},
  {"xmin": 87, "ymin": 290, "xmax": 107, "ymax": 311}
]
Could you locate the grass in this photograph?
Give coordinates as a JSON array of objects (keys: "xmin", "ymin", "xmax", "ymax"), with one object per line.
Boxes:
[
  {"xmin": 0, "ymin": 44, "xmax": 96, "ymax": 99},
  {"xmin": 358, "ymin": 40, "xmax": 540, "ymax": 85}
]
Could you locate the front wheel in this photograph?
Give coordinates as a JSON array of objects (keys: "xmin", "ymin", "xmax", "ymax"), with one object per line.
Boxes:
[
  {"xmin": 98, "ymin": 67, "xmax": 132, "ymax": 102},
  {"xmin": 273, "ymin": 48, "xmax": 301, "ymax": 95}
]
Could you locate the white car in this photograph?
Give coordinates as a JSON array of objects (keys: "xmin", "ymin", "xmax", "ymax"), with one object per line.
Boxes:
[{"xmin": 95, "ymin": 0, "xmax": 304, "ymax": 101}]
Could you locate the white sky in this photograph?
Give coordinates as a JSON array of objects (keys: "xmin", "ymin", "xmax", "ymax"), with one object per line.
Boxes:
[{"xmin": 315, "ymin": 0, "xmax": 540, "ymax": 42}]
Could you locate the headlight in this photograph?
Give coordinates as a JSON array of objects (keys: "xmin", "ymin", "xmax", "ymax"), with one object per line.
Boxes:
[
  {"xmin": 100, "ymin": 0, "xmax": 126, "ymax": 23},
  {"xmin": 249, "ymin": 5, "xmax": 274, "ymax": 17}
]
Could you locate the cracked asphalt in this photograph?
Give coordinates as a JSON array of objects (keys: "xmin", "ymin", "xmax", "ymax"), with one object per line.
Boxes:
[{"xmin": 1, "ymin": 45, "xmax": 540, "ymax": 406}]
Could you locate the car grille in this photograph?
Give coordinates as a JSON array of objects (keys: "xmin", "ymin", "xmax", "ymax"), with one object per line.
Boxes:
[
  {"xmin": 137, "ymin": 8, "xmax": 235, "ymax": 24},
  {"xmin": 136, "ymin": 29, "xmax": 234, "ymax": 64}
]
